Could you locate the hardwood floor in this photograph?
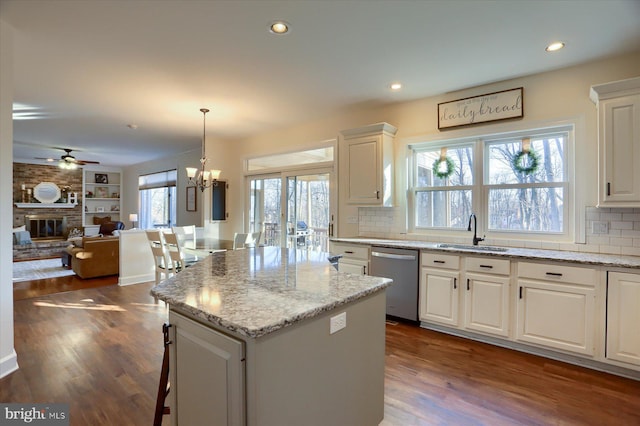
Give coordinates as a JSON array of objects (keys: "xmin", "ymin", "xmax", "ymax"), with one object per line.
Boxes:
[
  {"xmin": 3, "ymin": 282, "xmax": 639, "ymax": 425},
  {"xmin": 13, "ymin": 274, "xmax": 118, "ymax": 301}
]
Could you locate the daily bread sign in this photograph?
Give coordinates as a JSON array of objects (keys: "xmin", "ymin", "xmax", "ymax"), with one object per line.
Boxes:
[{"xmin": 438, "ymin": 87, "xmax": 523, "ymax": 130}]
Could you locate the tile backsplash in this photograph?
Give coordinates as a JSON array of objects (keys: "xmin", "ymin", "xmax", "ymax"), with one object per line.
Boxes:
[{"xmin": 358, "ymin": 206, "xmax": 640, "ymax": 257}]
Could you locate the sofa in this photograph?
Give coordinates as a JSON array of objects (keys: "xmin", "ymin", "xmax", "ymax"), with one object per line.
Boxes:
[{"xmin": 66, "ymin": 236, "xmax": 119, "ymax": 279}]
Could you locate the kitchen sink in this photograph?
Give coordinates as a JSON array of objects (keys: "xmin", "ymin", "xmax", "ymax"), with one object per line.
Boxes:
[{"xmin": 437, "ymin": 243, "xmax": 509, "ymax": 252}]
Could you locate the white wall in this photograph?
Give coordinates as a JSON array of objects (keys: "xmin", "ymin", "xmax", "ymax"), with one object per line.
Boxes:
[
  {"xmin": 122, "ymin": 148, "xmax": 204, "ymax": 230},
  {"xmin": 0, "ymin": 17, "xmax": 18, "ymax": 379},
  {"xmin": 215, "ymin": 52, "xmax": 640, "ymax": 244}
]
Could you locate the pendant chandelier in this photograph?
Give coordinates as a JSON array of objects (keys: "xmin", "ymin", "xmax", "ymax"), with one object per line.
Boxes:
[{"xmin": 186, "ymin": 108, "xmax": 221, "ymax": 191}]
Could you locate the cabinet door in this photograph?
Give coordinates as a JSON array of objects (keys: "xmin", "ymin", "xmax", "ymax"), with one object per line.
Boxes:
[
  {"xmin": 599, "ymin": 94, "xmax": 640, "ymax": 206},
  {"xmin": 346, "ymin": 137, "xmax": 381, "ymax": 204},
  {"xmin": 420, "ymin": 268, "xmax": 459, "ymax": 326},
  {"xmin": 516, "ymin": 280, "xmax": 595, "ymax": 356},
  {"xmin": 169, "ymin": 311, "xmax": 245, "ymax": 426},
  {"xmin": 607, "ymin": 272, "xmax": 640, "ymax": 367},
  {"xmin": 464, "ymin": 273, "xmax": 510, "ymax": 337}
]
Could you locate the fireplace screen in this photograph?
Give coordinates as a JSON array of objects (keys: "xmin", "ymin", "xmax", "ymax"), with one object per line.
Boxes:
[{"xmin": 25, "ymin": 215, "xmax": 68, "ymax": 240}]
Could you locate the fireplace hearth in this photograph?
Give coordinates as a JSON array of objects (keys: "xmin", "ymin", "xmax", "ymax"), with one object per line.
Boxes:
[{"xmin": 25, "ymin": 215, "xmax": 68, "ymax": 240}]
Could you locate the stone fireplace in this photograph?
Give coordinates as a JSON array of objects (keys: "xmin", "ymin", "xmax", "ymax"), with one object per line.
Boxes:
[{"xmin": 24, "ymin": 215, "xmax": 68, "ymax": 240}]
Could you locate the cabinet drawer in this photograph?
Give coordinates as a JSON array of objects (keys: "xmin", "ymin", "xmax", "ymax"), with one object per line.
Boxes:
[
  {"xmin": 421, "ymin": 252, "xmax": 460, "ymax": 270},
  {"xmin": 330, "ymin": 242, "xmax": 370, "ymax": 260},
  {"xmin": 466, "ymin": 257, "xmax": 510, "ymax": 275},
  {"xmin": 517, "ymin": 262, "xmax": 596, "ymax": 286}
]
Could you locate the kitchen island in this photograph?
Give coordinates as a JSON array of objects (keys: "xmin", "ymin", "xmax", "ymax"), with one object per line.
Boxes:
[{"xmin": 151, "ymin": 246, "xmax": 393, "ymax": 426}]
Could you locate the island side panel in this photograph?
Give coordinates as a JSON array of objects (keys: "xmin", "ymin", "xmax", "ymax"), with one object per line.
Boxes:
[{"xmin": 245, "ymin": 290, "xmax": 386, "ymax": 426}]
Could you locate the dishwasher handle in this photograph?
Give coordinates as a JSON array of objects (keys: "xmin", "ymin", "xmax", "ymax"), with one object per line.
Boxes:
[{"xmin": 371, "ymin": 251, "xmax": 416, "ymax": 261}]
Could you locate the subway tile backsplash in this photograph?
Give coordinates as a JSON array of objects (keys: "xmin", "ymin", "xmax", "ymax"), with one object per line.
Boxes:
[{"xmin": 357, "ymin": 206, "xmax": 640, "ymax": 257}]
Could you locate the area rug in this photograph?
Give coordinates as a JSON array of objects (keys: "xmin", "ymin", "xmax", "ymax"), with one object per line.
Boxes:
[{"xmin": 13, "ymin": 258, "xmax": 76, "ymax": 282}]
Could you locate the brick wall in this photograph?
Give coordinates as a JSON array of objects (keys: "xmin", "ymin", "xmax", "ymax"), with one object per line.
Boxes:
[{"xmin": 13, "ymin": 163, "xmax": 83, "ymax": 232}]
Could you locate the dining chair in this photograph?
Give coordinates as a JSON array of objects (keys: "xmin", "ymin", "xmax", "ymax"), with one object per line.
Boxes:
[
  {"xmin": 146, "ymin": 230, "xmax": 173, "ymax": 284},
  {"xmin": 172, "ymin": 225, "xmax": 211, "ymax": 257},
  {"xmin": 164, "ymin": 232, "xmax": 199, "ymax": 273},
  {"xmin": 233, "ymin": 231, "xmax": 262, "ymax": 250}
]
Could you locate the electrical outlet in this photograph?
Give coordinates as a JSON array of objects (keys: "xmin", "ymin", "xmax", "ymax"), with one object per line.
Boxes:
[
  {"xmin": 592, "ymin": 221, "xmax": 609, "ymax": 234},
  {"xmin": 330, "ymin": 312, "xmax": 347, "ymax": 334}
]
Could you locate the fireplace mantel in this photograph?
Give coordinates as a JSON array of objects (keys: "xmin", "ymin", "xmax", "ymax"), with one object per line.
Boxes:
[{"xmin": 14, "ymin": 203, "xmax": 77, "ymax": 209}]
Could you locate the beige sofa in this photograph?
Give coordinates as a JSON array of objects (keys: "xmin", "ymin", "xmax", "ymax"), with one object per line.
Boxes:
[{"xmin": 66, "ymin": 236, "xmax": 119, "ymax": 279}]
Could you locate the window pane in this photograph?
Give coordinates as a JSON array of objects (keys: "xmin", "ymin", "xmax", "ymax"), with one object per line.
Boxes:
[
  {"xmin": 415, "ymin": 190, "xmax": 472, "ymax": 228},
  {"xmin": 488, "ymin": 187, "xmax": 564, "ymax": 232},
  {"xmin": 415, "ymin": 145, "xmax": 473, "ymax": 187},
  {"xmin": 487, "ymin": 135, "xmax": 565, "ymax": 184}
]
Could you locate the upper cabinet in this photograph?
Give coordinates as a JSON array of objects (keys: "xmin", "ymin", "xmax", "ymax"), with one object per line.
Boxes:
[
  {"xmin": 339, "ymin": 122, "xmax": 397, "ymax": 206},
  {"xmin": 590, "ymin": 77, "xmax": 640, "ymax": 207}
]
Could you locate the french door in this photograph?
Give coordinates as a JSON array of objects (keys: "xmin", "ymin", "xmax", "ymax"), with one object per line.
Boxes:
[{"xmin": 248, "ymin": 168, "xmax": 334, "ymax": 251}]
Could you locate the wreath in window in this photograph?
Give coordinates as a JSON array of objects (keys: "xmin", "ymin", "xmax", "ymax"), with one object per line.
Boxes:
[
  {"xmin": 512, "ymin": 148, "xmax": 540, "ymax": 175},
  {"xmin": 432, "ymin": 156, "xmax": 456, "ymax": 179}
]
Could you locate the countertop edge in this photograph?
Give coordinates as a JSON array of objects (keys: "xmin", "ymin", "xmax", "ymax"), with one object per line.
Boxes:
[
  {"xmin": 151, "ymin": 278, "xmax": 392, "ymax": 339},
  {"xmin": 331, "ymin": 238, "xmax": 640, "ymax": 270}
]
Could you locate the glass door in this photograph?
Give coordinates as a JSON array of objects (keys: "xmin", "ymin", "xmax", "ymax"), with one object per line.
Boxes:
[
  {"xmin": 249, "ymin": 175, "xmax": 282, "ymax": 247},
  {"xmin": 285, "ymin": 171, "xmax": 331, "ymax": 252},
  {"xmin": 248, "ymin": 170, "xmax": 334, "ymax": 251}
]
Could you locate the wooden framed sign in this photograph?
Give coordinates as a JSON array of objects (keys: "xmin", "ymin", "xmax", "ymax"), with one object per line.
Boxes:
[
  {"xmin": 438, "ymin": 87, "xmax": 523, "ymax": 130},
  {"xmin": 186, "ymin": 186, "xmax": 197, "ymax": 212}
]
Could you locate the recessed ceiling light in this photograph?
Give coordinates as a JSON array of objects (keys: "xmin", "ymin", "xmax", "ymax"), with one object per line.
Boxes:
[
  {"xmin": 269, "ymin": 21, "xmax": 290, "ymax": 35},
  {"xmin": 390, "ymin": 82, "xmax": 402, "ymax": 91},
  {"xmin": 545, "ymin": 42, "xmax": 565, "ymax": 52}
]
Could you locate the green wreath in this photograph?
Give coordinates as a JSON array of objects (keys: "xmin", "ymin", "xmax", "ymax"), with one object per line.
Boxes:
[
  {"xmin": 432, "ymin": 156, "xmax": 456, "ymax": 179},
  {"xmin": 513, "ymin": 149, "xmax": 540, "ymax": 175}
]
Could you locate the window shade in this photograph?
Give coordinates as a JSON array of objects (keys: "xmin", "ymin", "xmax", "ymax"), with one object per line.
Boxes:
[{"xmin": 138, "ymin": 170, "xmax": 177, "ymax": 190}]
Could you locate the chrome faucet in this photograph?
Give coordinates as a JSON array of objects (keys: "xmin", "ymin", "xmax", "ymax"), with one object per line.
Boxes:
[{"xmin": 467, "ymin": 213, "xmax": 485, "ymax": 246}]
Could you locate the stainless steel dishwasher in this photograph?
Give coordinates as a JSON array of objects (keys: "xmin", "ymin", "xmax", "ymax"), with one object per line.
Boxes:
[{"xmin": 370, "ymin": 246, "xmax": 419, "ymax": 322}]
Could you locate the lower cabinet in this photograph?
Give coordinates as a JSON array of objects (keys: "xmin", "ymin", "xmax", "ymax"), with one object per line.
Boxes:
[
  {"xmin": 330, "ymin": 241, "xmax": 370, "ymax": 275},
  {"xmin": 606, "ymin": 271, "xmax": 640, "ymax": 367},
  {"xmin": 463, "ymin": 257, "xmax": 511, "ymax": 338},
  {"xmin": 169, "ymin": 310, "xmax": 245, "ymax": 426},
  {"xmin": 516, "ymin": 262, "xmax": 596, "ymax": 356},
  {"xmin": 419, "ymin": 253, "xmax": 460, "ymax": 326}
]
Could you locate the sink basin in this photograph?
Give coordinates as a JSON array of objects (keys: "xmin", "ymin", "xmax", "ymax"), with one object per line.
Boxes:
[{"xmin": 437, "ymin": 243, "xmax": 509, "ymax": 252}]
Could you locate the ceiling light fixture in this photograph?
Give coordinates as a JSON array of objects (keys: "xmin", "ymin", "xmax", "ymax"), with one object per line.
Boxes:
[
  {"xmin": 545, "ymin": 41, "xmax": 565, "ymax": 52},
  {"xmin": 186, "ymin": 108, "xmax": 221, "ymax": 192},
  {"xmin": 390, "ymin": 82, "xmax": 402, "ymax": 91},
  {"xmin": 269, "ymin": 20, "xmax": 290, "ymax": 34}
]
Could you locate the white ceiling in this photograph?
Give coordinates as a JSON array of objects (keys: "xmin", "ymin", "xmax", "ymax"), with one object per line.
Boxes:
[{"xmin": 3, "ymin": 0, "xmax": 640, "ymax": 167}]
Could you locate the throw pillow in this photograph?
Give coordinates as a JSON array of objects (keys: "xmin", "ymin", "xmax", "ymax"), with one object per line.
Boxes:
[
  {"xmin": 93, "ymin": 216, "xmax": 112, "ymax": 225},
  {"xmin": 13, "ymin": 225, "xmax": 26, "ymax": 233},
  {"xmin": 99, "ymin": 222, "xmax": 119, "ymax": 235}
]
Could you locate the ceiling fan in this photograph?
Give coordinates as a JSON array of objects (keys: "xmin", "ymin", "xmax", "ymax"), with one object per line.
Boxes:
[{"xmin": 36, "ymin": 148, "xmax": 100, "ymax": 169}]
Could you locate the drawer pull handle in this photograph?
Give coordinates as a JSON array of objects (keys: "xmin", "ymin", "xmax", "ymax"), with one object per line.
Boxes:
[
  {"xmin": 467, "ymin": 278, "xmax": 470, "ymax": 291},
  {"xmin": 519, "ymin": 287, "xmax": 523, "ymax": 299},
  {"xmin": 546, "ymin": 272, "xmax": 563, "ymax": 277},
  {"xmin": 453, "ymin": 278, "xmax": 457, "ymax": 289},
  {"xmin": 433, "ymin": 260, "xmax": 445, "ymax": 264},
  {"xmin": 345, "ymin": 251, "xmax": 354, "ymax": 254},
  {"xmin": 479, "ymin": 264, "xmax": 493, "ymax": 269}
]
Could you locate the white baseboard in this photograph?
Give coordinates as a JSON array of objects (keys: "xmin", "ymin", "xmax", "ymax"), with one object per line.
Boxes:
[
  {"xmin": 0, "ymin": 349, "xmax": 19, "ymax": 379},
  {"xmin": 118, "ymin": 273, "xmax": 155, "ymax": 286}
]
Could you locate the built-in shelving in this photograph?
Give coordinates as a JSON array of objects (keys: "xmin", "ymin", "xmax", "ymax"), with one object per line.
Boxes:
[
  {"xmin": 82, "ymin": 169, "xmax": 122, "ymax": 226},
  {"xmin": 14, "ymin": 203, "xmax": 77, "ymax": 208}
]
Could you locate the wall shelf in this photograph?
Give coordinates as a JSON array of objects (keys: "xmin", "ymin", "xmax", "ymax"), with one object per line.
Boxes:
[{"xmin": 14, "ymin": 203, "xmax": 77, "ymax": 208}]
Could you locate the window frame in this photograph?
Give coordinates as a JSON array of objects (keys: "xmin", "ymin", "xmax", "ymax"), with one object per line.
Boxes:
[{"xmin": 408, "ymin": 125, "xmax": 574, "ymax": 243}]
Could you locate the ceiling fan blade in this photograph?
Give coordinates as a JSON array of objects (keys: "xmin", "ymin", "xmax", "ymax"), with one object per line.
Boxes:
[{"xmin": 76, "ymin": 160, "xmax": 100, "ymax": 165}]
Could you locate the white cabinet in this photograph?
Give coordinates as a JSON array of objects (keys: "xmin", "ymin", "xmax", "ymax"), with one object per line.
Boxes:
[
  {"xmin": 339, "ymin": 122, "xmax": 397, "ymax": 206},
  {"xmin": 463, "ymin": 257, "xmax": 511, "ymax": 338},
  {"xmin": 516, "ymin": 262, "xmax": 596, "ymax": 356},
  {"xmin": 330, "ymin": 241, "xmax": 370, "ymax": 275},
  {"xmin": 169, "ymin": 310, "xmax": 245, "ymax": 426},
  {"xmin": 83, "ymin": 169, "xmax": 122, "ymax": 226},
  {"xmin": 590, "ymin": 77, "xmax": 640, "ymax": 207},
  {"xmin": 606, "ymin": 271, "xmax": 640, "ymax": 368},
  {"xmin": 420, "ymin": 253, "xmax": 460, "ymax": 326}
]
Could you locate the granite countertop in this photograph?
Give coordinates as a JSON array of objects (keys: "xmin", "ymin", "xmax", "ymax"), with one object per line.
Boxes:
[
  {"xmin": 331, "ymin": 237, "xmax": 640, "ymax": 270},
  {"xmin": 150, "ymin": 246, "xmax": 392, "ymax": 339}
]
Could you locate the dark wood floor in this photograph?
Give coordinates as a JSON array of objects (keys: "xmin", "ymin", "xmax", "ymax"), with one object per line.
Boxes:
[{"xmin": 3, "ymin": 279, "xmax": 640, "ymax": 425}]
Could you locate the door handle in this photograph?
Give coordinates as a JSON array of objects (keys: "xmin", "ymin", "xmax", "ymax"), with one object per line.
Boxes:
[
  {"xmin": 453, "ymin": 278, "xmax": 457, "ymax": 289},
  {"xmin": 371, "ymin": 252, "xmax": 416, "ymax": 261}
]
